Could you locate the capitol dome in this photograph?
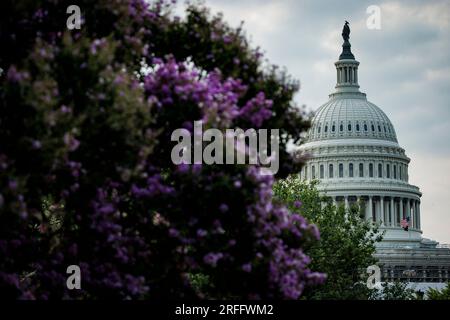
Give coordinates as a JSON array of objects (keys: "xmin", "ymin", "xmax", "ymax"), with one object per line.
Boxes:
[
  {"xmin": 296, "ymin": 22, "xmax": 450, "ymax": 286},
  {"xmin": 307, "ymin": 95, "xmax": 398, "ymax": 143},
  {"xmin": 298, "ymin": 27, "xmax": 423, "ymax": 248}
]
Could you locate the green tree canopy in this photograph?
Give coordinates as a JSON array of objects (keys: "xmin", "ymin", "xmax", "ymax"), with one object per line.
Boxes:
[
  {"xmin": 274, "ymin": 176, "xmax": 383, "ymax": 299},
  {"xmin": 427, "ymin": 282, "xmax": 450, "ymax": 300}
]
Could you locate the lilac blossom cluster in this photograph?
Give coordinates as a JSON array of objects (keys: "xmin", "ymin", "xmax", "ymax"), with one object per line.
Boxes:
[{"xmin": 0, "ymin": 0, "xmax": 322, "ymax": 299}]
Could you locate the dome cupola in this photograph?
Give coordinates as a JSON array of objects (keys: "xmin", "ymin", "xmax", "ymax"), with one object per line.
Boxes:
[{"xmin": 305, "ymin": 21, "xmax": 397, "ymax": 143}]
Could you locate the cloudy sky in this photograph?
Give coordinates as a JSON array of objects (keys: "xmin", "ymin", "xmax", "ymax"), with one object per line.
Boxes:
[{"xmin": 179, "ymin": 0, "xmax": 450, "ymax": 243}]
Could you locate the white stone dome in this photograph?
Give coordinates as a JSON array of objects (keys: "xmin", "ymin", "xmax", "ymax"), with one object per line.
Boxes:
[
  {"xmin": 298, "ymin": 34, "xmax": 423, "ymax": 248},
  {"xmin": 307, "ymin": 94, "xmax": 398, "ymax": 143}
]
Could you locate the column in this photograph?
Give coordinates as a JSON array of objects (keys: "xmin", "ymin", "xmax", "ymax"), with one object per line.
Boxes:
[
  {"xmin": 344, "ymin": 196, "xmax": 349, "ymax": 211},
  {"xmin": 333, "ymin": 196, "xmax": 337, "ymax": 207},
  {"xmin": 368, "ymin": 196, "xmax": 373, "ymax": 222},
  {"xmin": 374, "ymin": 198, "xmax": 379, "ymax": 222},
  {"xmin": 410, "ymin": 200, "xmax": 414, "ymax": 229},
  {"xmin": 399, "ymin": 198, "xmax": 404, "ymax": 220},
  {"xmin": 390, "ymin": 197, "xmax": 394, "ymax": 227},
  {"xmin": 414, "ymin": 201, "xmax": 418, "ymax": 229},
  {"xmin": 380, "ymin": 197, "xmax": 385, "ymax": 225},
  {"xmin": 406, "ymin": 199, "xmax": 411, "ymax": 220},
  {"xmin": 417, "ymin": 201, "xmax": 421, "ymax": 229}
]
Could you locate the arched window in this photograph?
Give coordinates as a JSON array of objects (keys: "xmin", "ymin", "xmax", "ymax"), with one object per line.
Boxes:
[
  {"xmin": 359, "ymin": 163, "xmax": 364, "ymax": 177},
  {"xmin": 378, "ymin": 163, "xmax": 383, "ymax": 178},
  {"xmin": 339, "ymin": 163, "xmax": 343, "ymax": 178},
  {"xmin": 378, "ymin": 125, "xmax": 381, "ymax": 132},
  {"xmin": 332, "ymin": 124, "xmax": 336, "ymax": 132},
  {"xmin": 325, "ymin": 125, "xmax": 328, "ymax": 132},
  {"xmin": 386, "ymin": 164, "xmax": 390, "ymax": 178},
  {"xmin": 329, "ymin": 164, "xmax": 334, "ymax": 178},
  {"xmin": 312, "ymin": 165, "xmax": 316, "ymax": 179},
  {"xmin": 399, "ymin": 166, "xmax": 402, "ymax": 180},
  {"xmin": 349, "ymin": 163, "xmax": 354, "ymax": 177},
  {"xmin": 369, "ymin": 163, "xmax": 374, "ymax": 177},
  {"xmin": 356, "ymin": 123, "xmax": 360, "ymax": 131},
  {"xmin": 348, "ymin": 123, "xmax": 352, "ymax": 131},
  {"xmin": 371, "ymin": 124, "xmax": 375, "ymax": 132},
  {"xmin": 393, "ymin": 165, "xmax": 397, "ymax": 179},
  {"xmin": 340, "ymin": 124, "xmax": 343, "ymax": 132},
  {"xmin": 320, "ymin": 164, "xmax": 324, "ymax": 179},
  {"xmin": 364, "ymin": 123, "xmax": 368, "ymax": 131}
]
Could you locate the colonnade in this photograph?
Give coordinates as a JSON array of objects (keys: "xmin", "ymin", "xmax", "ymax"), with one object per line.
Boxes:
[{"xmin": 330, "ymin": 195, "xmax": 420, "ymax": 229}]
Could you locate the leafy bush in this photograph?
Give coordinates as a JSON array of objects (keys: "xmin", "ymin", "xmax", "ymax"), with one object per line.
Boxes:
[
  {"xmin": 274, "ymin": 177, "xmax": 382, "ymax": 299},
  {"xmin": 427, "ymin": 282, "xmax": 450, "ymax": 300},
  {"xmin": 0, "ymin": 0, "xmax": 323, "ymax": 299}
]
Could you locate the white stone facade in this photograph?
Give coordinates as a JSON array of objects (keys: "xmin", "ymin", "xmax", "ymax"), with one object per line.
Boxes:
[{"xmin": 297, "ymin": 36, "xmax": 450, "ymax": 284}]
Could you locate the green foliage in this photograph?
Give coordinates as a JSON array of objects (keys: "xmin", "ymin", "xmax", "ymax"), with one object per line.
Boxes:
[
  {"xmin": 273, "ymin": 176, "xmax": 383, "ymax": 299},
  {"xmin": 427, "ymin": 282, "xmax": 450, "ymax": 300},
  {"xmin": 370, "ymin": 281, "xmax": 418, "ymax": 300}
]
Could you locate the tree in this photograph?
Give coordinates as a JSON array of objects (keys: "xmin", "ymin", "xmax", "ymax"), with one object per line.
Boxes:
[
  {"xmin": 370, "ymin": 281, "xmax": 417, "ymax": 300},
  {"xmin": 273, "ymin": 177, "xmax": 383, "ymax": 299},
  {"xmin": 0, "ymin": 0, "xmax": 322, "ymax": 299},
  {"xmin": 427, "ymin": 282, "xmax": 450, "ymax": 300}
]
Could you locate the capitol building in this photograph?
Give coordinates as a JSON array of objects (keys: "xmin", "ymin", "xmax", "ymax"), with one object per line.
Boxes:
[{"xmin": 298, "ymin": 24, "xmax": 450, "ymax": 289}]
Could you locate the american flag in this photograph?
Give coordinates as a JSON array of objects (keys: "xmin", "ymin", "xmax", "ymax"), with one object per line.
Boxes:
[{"xmin": 401, "ymin": 216, "xmax": 410, "ymax": 231}]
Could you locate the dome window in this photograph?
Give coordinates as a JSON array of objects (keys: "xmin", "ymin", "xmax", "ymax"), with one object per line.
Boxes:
[
  {"xmin": 369, "ymin": 163, "xmax": 374, "ymax": 177},
  {"xmin": 320, "ymin": 165, "xmax": 324, "ymax": 179},
  {"xmin": 325, "ymin": 125, "xmax": 328, "ymax": 132},
  {"xmin": 312, "ymin": 165, "xmax": 316, "ymax": 179},
  {"xmin": 371, "ymin": 124, "xmax": 375, "ymax": 132},
  {"xmin": 332, "ymin": 124, "xmax": 336, "ymax": 132},
  {"xmin": 378, "ymin": 125, "xmax": 381, "ymax": 132},
  {"xmin": 349, "ymin": 163, "xmax": 354, "ymax": 177},
  {"xmin": 339, "ymin": 163, "xmax": 344, "ymax": 178},
  {"xmin": 386, "ymin": 164, "xmax": 391, "ymax": 178},
  {"xmin": 329, "ymin": 164, "xmax": 334, "ymax": 178},
  {"xmin": 318, "ymin": 126, "xmax": 321, "ymax": 133},
  {"xmin": 394, "ymin": 165, "xmax": 397, "ymax": 179},
  {"xmin": 359, "ymin": 163, "xmax": 364, "ymax": 177},
  {"xmin": 340, "ymin": 124, "xmax": 343, "ymax": 132},
  {"xmin": 356, "ymin": 123, "xmax": 360, "ymax": 131},
  {"xmin": 348, "ymin": 123, "xmax": 352, "ymax": 131},
  {"xmin": 378, "ymin": 163, "xmax": 383, "ymax": 178},
  {"xmin": 364, "ymin": 124, "xmax": 368, "ymax": 131},
  {"xmin": 384, "ymin": 125, "xmax": 387, "ymax": 132}
]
